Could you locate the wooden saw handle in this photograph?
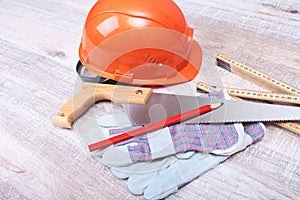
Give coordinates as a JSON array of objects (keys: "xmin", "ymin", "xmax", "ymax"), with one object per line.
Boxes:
[{"xmin": 52, "ymin": 82, "xmax": 152, "ymax": 129}]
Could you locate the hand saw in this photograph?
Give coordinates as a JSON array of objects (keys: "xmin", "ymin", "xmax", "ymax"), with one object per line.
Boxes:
[{"xmin": 52, "ymin": 81, "xmax": 300, "ymax": 128}]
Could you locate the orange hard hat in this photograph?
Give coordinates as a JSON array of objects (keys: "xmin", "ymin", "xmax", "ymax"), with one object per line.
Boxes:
[{"xmin": 79, "ymin": 0, "xmax": 202, "ymax": 85}]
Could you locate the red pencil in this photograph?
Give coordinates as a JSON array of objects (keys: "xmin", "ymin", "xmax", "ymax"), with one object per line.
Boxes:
[{"xmin": 88, "ymin": 102, "xmax": 223, "ymax": 152}]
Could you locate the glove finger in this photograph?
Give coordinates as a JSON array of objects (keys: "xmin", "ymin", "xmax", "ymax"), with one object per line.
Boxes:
[
  {"xmin": 243, "ymin": 122, "xmax": 266, "ymax": 143},
  {"xmin": 211, "ymin": 123, "xmax": 245, "ymax": 156},
  {"xmin": 143, "ymin": 153, "xmax": 228, "ymax": 200},
  {"xmin": 175, "ymin": 151, "xmax": 195, "ymax": 160},
  {"xmin": 111, "ymin": 168, "xmax": 131, "ymax": 179},
  {"xmin": 128, "ymin": 172, "xmax": 159, "ymax": 195},
  {"xmin": 111, "ymin": 155, "xmax": 176, "ymax": 176}
]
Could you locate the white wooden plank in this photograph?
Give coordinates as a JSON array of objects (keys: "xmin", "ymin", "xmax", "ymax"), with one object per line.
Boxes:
[{"xmin": 0, "ymin": 0, "xmax": 299, "ymax": 199}]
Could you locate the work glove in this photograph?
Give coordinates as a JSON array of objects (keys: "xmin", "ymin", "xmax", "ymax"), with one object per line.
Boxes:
[{"xmin": 98, "ymin": 114, "xmax": 265, "ymax": 200}]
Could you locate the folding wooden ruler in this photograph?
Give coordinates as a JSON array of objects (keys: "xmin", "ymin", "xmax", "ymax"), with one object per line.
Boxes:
[{"xmin": 197, "ymin": 54, "xmax": 300, "ymax": 135}]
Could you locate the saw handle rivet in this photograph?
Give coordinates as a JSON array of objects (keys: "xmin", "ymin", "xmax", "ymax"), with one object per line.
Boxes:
[{"xmin": 135, "ymin": 90, "xmax": 143, "ymax": 95}]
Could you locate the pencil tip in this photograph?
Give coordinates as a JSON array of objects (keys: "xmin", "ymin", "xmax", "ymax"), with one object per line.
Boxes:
[{"xmin": 211, "ymin": 102, "xmax": 223, "ymax": 109}]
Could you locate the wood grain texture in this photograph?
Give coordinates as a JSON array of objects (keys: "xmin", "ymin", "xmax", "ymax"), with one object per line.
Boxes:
[{"xmin": 0, "ymin": 0, "xmax": 299, "ymax": 199}]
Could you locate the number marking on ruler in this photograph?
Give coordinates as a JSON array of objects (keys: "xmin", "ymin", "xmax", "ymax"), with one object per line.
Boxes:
[
  {"xmin": 197, "ymin": 82, "xmax": 300, "ymax": 105},
  {"xmin": 216, "ymin": 54, "xmax": 300, "ymax": 96},
  {"xmin": 226, "ymin": 88, "xmax": 300, "ymax": 105}
]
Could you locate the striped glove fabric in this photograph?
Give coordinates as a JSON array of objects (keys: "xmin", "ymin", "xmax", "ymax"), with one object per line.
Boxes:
[{"xmin": 95, "ymin": 112, "xmax": 265, "ymax": 167}]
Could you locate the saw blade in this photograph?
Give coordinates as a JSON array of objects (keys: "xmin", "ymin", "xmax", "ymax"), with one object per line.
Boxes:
[
  {"xmin": 185, "ymin": 100, "xmax": 300, "ymax": 124},
  {"xmin": 122, "ymin": 93, "xmax": 300, "ymax": 124}
]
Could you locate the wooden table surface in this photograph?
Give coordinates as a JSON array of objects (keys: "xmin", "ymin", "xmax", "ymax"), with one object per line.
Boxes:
[{"xmin": 1, "ymin": 0, "xmax": 299, "ymax": 199}]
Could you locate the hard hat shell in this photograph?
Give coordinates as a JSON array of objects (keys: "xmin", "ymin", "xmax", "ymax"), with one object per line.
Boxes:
[{"xmin": 79, "ymin": 0, "xmax": 202, "ymax": 85}]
